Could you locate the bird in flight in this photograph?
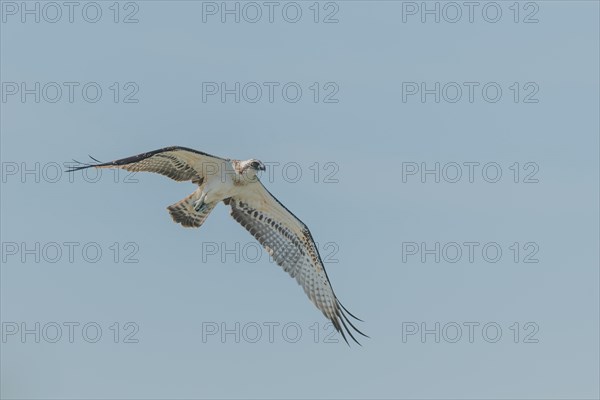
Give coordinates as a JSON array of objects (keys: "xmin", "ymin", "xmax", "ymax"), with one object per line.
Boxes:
[{"xmin": 69, "ymin": 146, "xmax": 367, "ymax": 345}]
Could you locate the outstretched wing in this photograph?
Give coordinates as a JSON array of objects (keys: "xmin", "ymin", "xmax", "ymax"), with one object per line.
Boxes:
[
  {"xmin": 225, "ymin": 182, "xmax": 367, "ymax": 345},
  {"xmin": 67, "ymin": 146, "xmax": 227, "ymax": 184}
]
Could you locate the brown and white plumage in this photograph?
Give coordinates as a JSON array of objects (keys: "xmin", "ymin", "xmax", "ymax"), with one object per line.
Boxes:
[{"xmin": 68, "ymin": 146, "xmax": 367, "ymax": 345}]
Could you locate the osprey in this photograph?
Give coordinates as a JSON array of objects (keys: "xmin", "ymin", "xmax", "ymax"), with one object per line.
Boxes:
[{"xmin": 69, "ymin": 146, "xmax": 366, "ymax": 345}]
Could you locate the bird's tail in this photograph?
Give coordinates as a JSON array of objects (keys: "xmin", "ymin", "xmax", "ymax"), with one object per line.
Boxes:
[{"xmin": 167, "ymin": 191, "xmax": 215, "ymax": 228}]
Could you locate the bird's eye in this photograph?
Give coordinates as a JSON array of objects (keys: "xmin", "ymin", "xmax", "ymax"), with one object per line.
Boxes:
[{"xmin": 251, "ymin": 161, "xmax": 259, "ymax": 168}]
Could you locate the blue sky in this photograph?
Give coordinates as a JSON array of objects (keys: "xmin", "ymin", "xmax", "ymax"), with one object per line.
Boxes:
[{"xmin": 1, "ymin": 1, "xmax": 599, "ymax": 399}]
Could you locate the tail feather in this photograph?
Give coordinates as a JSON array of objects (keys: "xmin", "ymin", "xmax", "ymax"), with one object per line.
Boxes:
[{"xmin": 167, "ymin": 191, "xmax": 215, "ymax": 228}]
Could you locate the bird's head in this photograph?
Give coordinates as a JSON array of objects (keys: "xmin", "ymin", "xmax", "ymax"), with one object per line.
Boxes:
[
  {"xmin": 238, "ymin": 159, "xmax": 266, "ymax": 180},
  {"xmin": 248, "ymin": 159, "xmax": 266, "ymax": 172}
]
